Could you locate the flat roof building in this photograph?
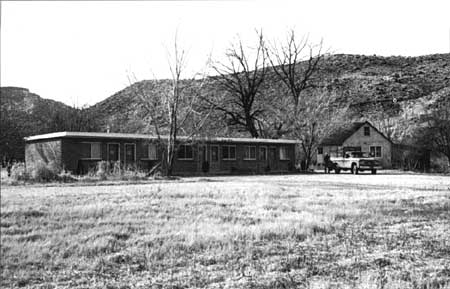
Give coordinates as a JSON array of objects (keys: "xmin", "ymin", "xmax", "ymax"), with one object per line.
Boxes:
[{"xmin": 25, "ymin": 132, "xmax": 299, "ymax": 175}]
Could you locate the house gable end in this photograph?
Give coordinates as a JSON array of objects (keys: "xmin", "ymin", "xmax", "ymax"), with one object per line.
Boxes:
[{"xmin": 320, "ymin": 121, "xmax": 392, "ymax": 146}]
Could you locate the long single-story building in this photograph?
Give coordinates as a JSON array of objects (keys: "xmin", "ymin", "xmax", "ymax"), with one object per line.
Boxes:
[{"xmin": 24, "ymin": 132, "xmax": 298, "ymax": 175}]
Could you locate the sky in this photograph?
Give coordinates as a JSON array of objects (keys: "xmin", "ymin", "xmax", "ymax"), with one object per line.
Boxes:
[{"xmin": 1, "ymin": 0, "xmax": 450, "ymax": 106}]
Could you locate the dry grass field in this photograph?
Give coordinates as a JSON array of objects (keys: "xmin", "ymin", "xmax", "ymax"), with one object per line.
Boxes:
[{"xmin": 1, "ymin": 173, "xmax": 450, "ymax": 289}]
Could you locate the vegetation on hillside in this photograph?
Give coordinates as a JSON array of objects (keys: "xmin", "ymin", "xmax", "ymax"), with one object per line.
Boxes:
[{"xmin": 0, "ymin": 87, "xmax": 99, "ymax": 162}]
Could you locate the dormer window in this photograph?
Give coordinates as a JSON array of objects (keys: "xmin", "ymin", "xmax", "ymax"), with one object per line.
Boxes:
[{"xmin": 364, "ymin": 126, "xmax": 370, "ymax": 136}]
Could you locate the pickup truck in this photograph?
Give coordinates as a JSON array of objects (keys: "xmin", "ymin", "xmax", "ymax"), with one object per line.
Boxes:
[{"xmin": 329, "ymin": 151, "xmax": 382, "ymax": 174}]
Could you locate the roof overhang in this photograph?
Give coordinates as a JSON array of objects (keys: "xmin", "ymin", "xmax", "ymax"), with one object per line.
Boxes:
[{"xmin": 24, "ymin": 132, "xmax": 300, "ymax": 145}]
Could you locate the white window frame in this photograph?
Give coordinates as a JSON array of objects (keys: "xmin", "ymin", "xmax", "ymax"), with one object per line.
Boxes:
[
  {"xmin": 124, "ymin": 143, "xmax": 136, "ymax": 163},
  {"xmin": 210, "ymin": 145, "xmax": 219, "ymax": 162},
  {"xmin": 142, "ymin": 143, "xmax": 158, "ymax": 160},
  {"xmin": 370, "ymin": 146, "xmax": 382, "ymax": 158},
  {"xmin": 244, "ymin": 145, "xmax": 257, "ymax": 160},
  {"xmin": 80, "ymin": 142, "xmax": 101, "ymax": 160},
  {"xmin": 279, "ymin": 146, "xmax": 290, "ymax": 160},
  {"xmin": 222, "ymin": 145, "xmax": 236, "ymax": 161},
  {"xmin": 259, "ymin": 146, "xmax": 267, "ymax": 161},
  {"xmin": 177, "ymin": 144, "xmax": 194, "ymax": 160},
  {"xmin": 107, "ymin": 143, "xmax": 121, "ymax": 162},
  {"xmin": 364, "ymin": 126, "xmax": 371, "ymax": 136}
]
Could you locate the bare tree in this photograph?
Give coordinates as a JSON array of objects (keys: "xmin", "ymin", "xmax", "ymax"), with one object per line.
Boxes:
[
  {"xmin": 209, "ymin": 32, "xmax": 268, "ymax": 138},
  {"xmin": 426, "ymin": 94, "xmax": 450, "ymax": 166},
  {"xmin": 266, "ymin": 30, "xmax": 323, "ymax": 108},
  {"xmin": 293, "ymin": 89, "xmax": 349, "ymax": 169},
  {"xmin": 129, "ymin": 36, "xmax": 211, "ymax": 176},
  {"xmin": 266, "ymin": 30, "xmax": 326, "ymax": 169}
]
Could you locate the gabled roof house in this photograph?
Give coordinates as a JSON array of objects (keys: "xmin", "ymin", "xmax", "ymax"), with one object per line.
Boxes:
[{"xmin": 317, "ymin": 121, "xmax": 393, "ymax": 168}]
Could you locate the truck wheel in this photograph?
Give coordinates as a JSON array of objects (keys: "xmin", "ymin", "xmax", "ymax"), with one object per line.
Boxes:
[
  {"xmin": 335, "ymin": 168, "xmax": 341, "ymax": 174},
  {"xmin": 371, "ymin": 169, "xmax": 377, "ymax": 174}
]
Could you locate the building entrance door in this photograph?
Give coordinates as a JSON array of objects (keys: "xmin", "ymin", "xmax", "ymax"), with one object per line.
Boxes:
[
  {"xmin": 269, "ymin": 147, "xmax": 277, "ymax": 171},
  {"xmin": 125, "ymin": 143, "xmax": 136, "ymax": 168},
  {"xmin": 198, "ymin": 144, "xmax": 209, "ymax": 173},
  {"xmin": 108, "ymin": 143, "xmax": 120, "ymax": 162},
  {"xmin": 209, "ymin": 145, "xmax": 219, "ymax": 172}
]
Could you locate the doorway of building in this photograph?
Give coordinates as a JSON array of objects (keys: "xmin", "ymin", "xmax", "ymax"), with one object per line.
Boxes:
[
  {"xmin": 107, "ymin": 143, "xmax": 120, "ymax": 162},
  {"xmin": 268, "ymin": 147, "xmax": 277, "ymax": 171},
  {"xmin": 209, "ymin": 145, "xmax": 219, "ymax": 172},
  {"xmin": 125, "ymin": 143, "xmax": 136, "ymax": 169},
  {"xmin": 198, "ymin": 144, "xmax": 209, "ymax": 173}
]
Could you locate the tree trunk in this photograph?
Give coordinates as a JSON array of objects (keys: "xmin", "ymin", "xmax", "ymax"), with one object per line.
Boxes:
[{"xmin": 245, "ymin": 113, "xmax": 259, "ymax": 138}]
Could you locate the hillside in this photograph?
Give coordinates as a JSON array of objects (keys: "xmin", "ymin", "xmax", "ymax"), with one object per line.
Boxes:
[
  {"xmin": 87, "ymin": 53, "xmax": 450, "ymax": 141},
  {"xmin": 0, "ymin": 87, "xmax": 99, "ymax": 162},
  {"xmin": 0, "ymin": 87, "xmax": 77, "ymax": 161},
  {"xmin": 1, "ymin": 53, "xmax": 449, "ymax": 161}
]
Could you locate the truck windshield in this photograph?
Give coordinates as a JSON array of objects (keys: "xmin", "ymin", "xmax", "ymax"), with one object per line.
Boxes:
[{"xmin": 350, "ymin": 152, "xmax": 369, "ymax": 158}]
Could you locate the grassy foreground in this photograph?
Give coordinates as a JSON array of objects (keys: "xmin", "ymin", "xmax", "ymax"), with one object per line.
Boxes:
[{"xmin": 1, "ymin": 173, "xmax": 450, "ymax": 289}]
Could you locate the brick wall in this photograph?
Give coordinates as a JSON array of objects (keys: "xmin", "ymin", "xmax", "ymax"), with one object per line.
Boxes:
[{"xmin": 31, "ymin": 137, "xmax": 297, "ymax": 175}]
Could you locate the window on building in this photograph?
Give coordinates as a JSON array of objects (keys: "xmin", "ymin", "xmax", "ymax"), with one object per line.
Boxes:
[
  {"xmin": 259, "ymin": 146, "xmax": 267, "ymax": 161},
  {"xmin": 147, "ymin": 144, "xmax": 157, "ymax": 160},
  {"xmin": 82, "ymin": 142, "xmax": 101, "ymax": 159},
  {"xmin": 370, "ymin": 146, "xmax": 382, "ymax": 157},
  {"xmin": 222, "ymin": 145, "xmax": 236, "ymax": 160},
  {"xmin": 177, "ymin": 144, "xmax": 193, "ymax": 160},
  {"xmin": 279, "ymin": 146, "xmax": 290, "ymax": 160},
  {"xmin": 211, "ymin": 146, "xmax": 219, "ymax": 162},
  {"xmin": 244, "ymin": 146, "xmax": 256, "ymax": 160},
  {"xmin": 318, "ymin": 147, "xmax": 323, "ymax": 155},
  {"xmin": 364, "ymin": 126, "xmax": 370, "ymax": 136},
  {"xmin": 90, "ymin": 143, "xmax": 101, "ymax": 159}
]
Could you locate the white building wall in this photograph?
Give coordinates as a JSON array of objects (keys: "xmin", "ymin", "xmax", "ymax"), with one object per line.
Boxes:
[
  {"xmin": 343, "ymin": 125, "xmax": 392, "ymax": 168},
  {"xmin": 316, "ymin": 124, "xmax": 392, "ymax": 169}
]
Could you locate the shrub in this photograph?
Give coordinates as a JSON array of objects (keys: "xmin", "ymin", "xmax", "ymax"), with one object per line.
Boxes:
[
  {"xmin": 202, "ymin": 161, "xmax": 210, "ymax": 173},
  {"xmin": 57, "ymin": 170, "xmax": 77, "ymax": 183},
  {"xmin": 96, "ymin": 161, "xmax": 110, "ymax": 180},
  {"xmin": 30, "ymin": 161, "xmax": 59, "ymax": 182},
  {"xmin": 10, "ymin": 162, "xmax": 29, "ymax": 181},
  {"xmin": 112, "ymin": 161, "xmax": 121, "ymax": 176},
  {"xmin": 120, "ymin": 169, "xmax": 147, "ymax": 181}
]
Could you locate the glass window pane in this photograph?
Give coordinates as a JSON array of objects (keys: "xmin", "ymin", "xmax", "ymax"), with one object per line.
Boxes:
[
  {"xmin": 91, "ymin": 143, "xmax": 101, "ymax": 159},
  {"xmin": 80, "ymin": 143, "xmax": 91, "ymax": 158},
  {"xmin": 280, "ymin": 147, "xmax": 289, "ymax": 160},
  {"xmin": 222, "ymin": 146, "xmax": 228, "ymax": 159},
  {"xmin": 148, "ymin": 144, "xmax": 157, "ymax": 160},
  {"xmin": 230, "ymin": 146, "xmax": 236, "ymax": 159},
  {"xmin": 250, "ymin": 146, "xmax": 256, "ymax": 159}
]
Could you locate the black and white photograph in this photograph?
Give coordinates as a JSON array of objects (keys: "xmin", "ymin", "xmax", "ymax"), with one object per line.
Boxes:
[{"xmin": 1, "ymin": 0, "xmax": 449, "ymax": 288}]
